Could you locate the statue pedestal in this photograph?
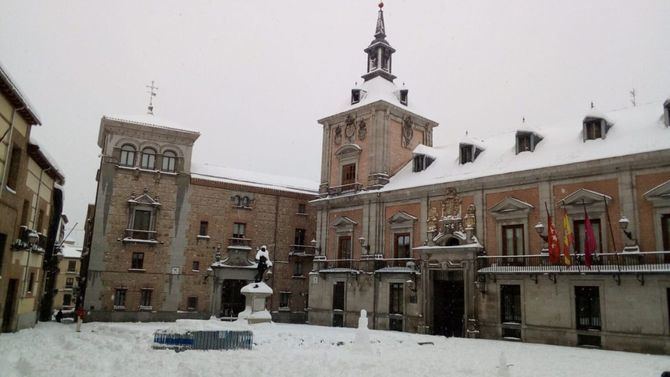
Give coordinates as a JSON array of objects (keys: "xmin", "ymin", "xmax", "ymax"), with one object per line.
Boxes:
[{"xmin": 237, "ymin": 282, "xmax": 273, "ymax": 324}]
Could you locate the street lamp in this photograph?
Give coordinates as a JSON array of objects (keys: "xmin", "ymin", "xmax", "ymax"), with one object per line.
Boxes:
[
  {"xmin": 618, "ymin": 216, "xmax": 640, "ymax": 252},
  {"xmin": 358, "ymin": 237, "xmax": 370, "ymax": 254},
  {"xmin": 534, "ymin": 222, "xmax": 548, "ymax": 253}
]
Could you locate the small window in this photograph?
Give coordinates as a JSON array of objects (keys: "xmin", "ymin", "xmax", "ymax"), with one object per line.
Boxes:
[
  {"xmin": 140, "ymin": 289, "xmax": 152, "ymax": 307},
  {"xmin": 241, "ymin": 196, "xmax": 250, "ymax": 208},
  {"xmin": 119, "ymin": 144, "xmax": 136, "ymax": 167},
  {"xmin": 114, "ymin": 288, "xmax": 127, "ymax": 308},
  {"xmin": 517, "ymin": 134, "xmax": 531, "ymax": 153},
  {"xmin": 664, "ymin": 101, "xmax": 670, "ymax": 127},
  {"xmin": 131, "ymin": 252, "xmax": 144, "ymax": 269},
  {"xmin": 394, "ymin": 233, "xmax": 410, "ymax": 259},
  {"xmin": 279, "ymin": 292, "xmax": 290, "ymax": 309},
  {"xmin": 584, "ymin": 119, "xmax": 603, "ymax": 140},
  {"xmin": 297, "ymin": 203, "xmax": 307, "ymax": 214},
  {"xmin": 293, "ymin": 261, "xmax": 303, "ymax": 277},
  {"xmin": 351, "ymin": 89, "xmax": 361, "ymax": 105},
  {"xmin": 199, "ymin": 221, "xmax": 209, "ymax": 236},
  {"xmin": 575, "ymin": 286, "xmax": 601, "ymax": 331},
  {"xmin": 6, "ymin": 145, "xmax": 21, "ymax": 190},
  {"xmin": 162, "ymin": 150, "xmax": 177, "ymax": 172},
  {"xmin": 294, "ymin": 228, "xmax": 306, "ymax": 246},
  {"xmin": 399, "ymin": 89, "xmax": 408, "ymax": 106},
  {"xmin": 192, "ymin": 261, "xmax": 200, "ymax": 271},
  {"xmin": 63, "ymin": 294, "xmax": 72, "ymax": 306},
  {"xmin": 337, "ymin": 236, "xmax": 352, "ymax": 260},
  {"xmin": 140, "ymin": 147, "xmax": 157, "ymax": 169},
  {"xmin": 460, "ymin": 145, "xmax": 473, "ymax": 164},
  {"xmin": 233, "ymin": 223, "xmax": 246, "ymax": 239},
  {"xmin": 232, "ymin": 195, "xmax": 241, "ymax": 206},
  {"xmin": 412, "ymin": 155, "xmax": 434, "ymax": 172},
  {"xmin": 67, "ymin": 260, "xmax": 77, "ymax": 272},
  {"xmin": 27, "ymin": 272, "xmax": 35, "ymax": 293},
  {"xmin": 65, "ymin": 278, "xmax": 74, "ymax": 288},
  {"xmin": 341, "ymin": 163, "xmax": 356, "ymax": 186},
  {"xmin": 187, "ymin": 296, "xmax": 198, "ymax": 311}
]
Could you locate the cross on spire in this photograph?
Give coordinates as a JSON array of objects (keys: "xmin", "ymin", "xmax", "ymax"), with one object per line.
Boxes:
[{"xmin": 146, "ymin": 80, "xmax": 158, "ymax": 115}]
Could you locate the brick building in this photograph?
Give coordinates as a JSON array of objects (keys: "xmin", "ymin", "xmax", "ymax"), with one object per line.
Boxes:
[
  {"xmin": 84, "ymin": 114, "xmax": 317, "ymax": 322},
  {"xmin": 307, "ymin": 4, "xmax": 670, "ymax": 354},
  {"xmin": 0, "ymin": 62, "xmax": 65, "ymax": 332}
]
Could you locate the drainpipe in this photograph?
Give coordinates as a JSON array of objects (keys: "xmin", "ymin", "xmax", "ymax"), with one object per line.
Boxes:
[{"xmin": 0, "ymin": 106, "xmax": 24, "ymax": 199}]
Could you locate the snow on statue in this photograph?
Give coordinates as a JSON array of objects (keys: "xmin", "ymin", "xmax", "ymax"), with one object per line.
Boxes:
[{"xmin": 254, "ymin": 245, "xmax": 273, "ymax": 283}]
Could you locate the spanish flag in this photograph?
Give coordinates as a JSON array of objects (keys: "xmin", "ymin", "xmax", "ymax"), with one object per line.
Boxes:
[{"xmin": 562, "ymin": 209, "xmax": 573, "ymax": 266}]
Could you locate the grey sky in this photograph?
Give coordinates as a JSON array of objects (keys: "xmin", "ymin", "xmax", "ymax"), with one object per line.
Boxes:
[{"xmin": 1, "ymin": 0, "xmax": 669, "ymax": 244}]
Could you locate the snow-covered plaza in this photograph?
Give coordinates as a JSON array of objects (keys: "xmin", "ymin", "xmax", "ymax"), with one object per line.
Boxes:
[{"xmin": 0, "ymin": 319, "xmax": 668, "ymax": 377}]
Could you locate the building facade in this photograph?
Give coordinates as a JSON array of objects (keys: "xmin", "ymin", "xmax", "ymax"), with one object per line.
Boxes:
[
  {"xmin": 53, "ymin": 242, "xmax": 81, "ymax": 311},
  {"xmin": 0, "ymin": 62, "xmax": 65, "ymax": 332},
  {"xmin": 307, "ymin": 4, "xmax": 670, "ymax": 354},
  {"xmin": 84, "ymin": 115, "xmax": 317, "ymax": 323}
]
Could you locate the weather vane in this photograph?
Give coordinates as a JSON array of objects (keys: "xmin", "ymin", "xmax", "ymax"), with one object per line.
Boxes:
[{"xmin": 146, "ymin": 80, "xmax": 158, "ymax": 115}]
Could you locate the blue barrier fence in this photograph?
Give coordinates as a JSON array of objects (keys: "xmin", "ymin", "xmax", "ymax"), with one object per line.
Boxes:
[{"xmin": 153, "ymin": 330, "xmax": 253, "ymax": 351}]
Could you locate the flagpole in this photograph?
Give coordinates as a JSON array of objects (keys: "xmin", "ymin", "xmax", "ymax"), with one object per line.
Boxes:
[{"xmin": 603, "ymin": 195, "xmax": 621, "ymax": 275}]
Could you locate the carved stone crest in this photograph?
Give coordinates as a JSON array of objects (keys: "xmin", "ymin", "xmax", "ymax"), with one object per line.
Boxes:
[
  {"xmin": 334, "ymin": 125, "xmax": 342, "ymax": 145},
  {"xmin": 357, "ymin": 120, "xmax": 367, "ymax": 141},
  {"xmin": 402, "ymin": 115, "xmax": 413, "ymax": 148},
  {"xmin": 345, "ymin": 115, "xmax": 356, "ymax": 142},
  {"xmin": 427, "ymin": 188, "xmax": 478, "ymax": 246}
]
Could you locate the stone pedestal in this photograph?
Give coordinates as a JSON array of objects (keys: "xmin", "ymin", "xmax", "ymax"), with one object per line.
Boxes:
[{"xmin": 237, "ymin": 282, "xmax": 273, "ymax": 324}]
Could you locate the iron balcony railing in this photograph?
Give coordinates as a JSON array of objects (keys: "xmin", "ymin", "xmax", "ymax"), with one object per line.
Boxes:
[
  {"xmin": 316, "ymin": 257, "xmax": 420, "ymax": 272},
  {"xmin": 228, "ymin": 237, "xmax": 252, "ymax": 247},
  {"xmin": 289, "ymin": 245, "xmax": 316, "ymax": 256},
  {"xmin": 477, "ymin": 251, "xmax": 670, "ymax": 274}
]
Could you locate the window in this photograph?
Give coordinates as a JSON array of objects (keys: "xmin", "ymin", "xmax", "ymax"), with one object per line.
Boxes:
[
  {"xmin": 27, "ymin": 272, "xmax": 35, "ymax": 293},
  {"xmin": 584, "ymin": 119, "xmax": 603, "ymax": 140},
  {"xmin": 575, "ymin": 286, "xmax": 601, "ymax": 331},
  {"xmin": 279, "ymin": 292, "xmax": 290, "ymax": 309},
  {"xmin": 119, "ymin": 144, "xmax": 136, "ymax": 167},
  {"xmin": 399, "ymin": 89, "xmax": 408, "ymax": 106},
  {"xmin": 393, "ymin": 233, "xmax": 411, "ymax": 260},
  {"xmin": 192, "ymin": 261, "xmax": 200, "ymax": 271},
  {"xmin": 199, "ymin": 221, "xmax": 209, "ymax": 236},
  {"xmin": 67, "ymin": 260, "xmax": 77, "ymax": 272},
  {"xmin": 500, "ymin": 285, "xmax": 521, "ymax": 339},
  {"xmin": 502, "ymin": 224, "xmax": 524, "ymax": 256},
  {"xmin": 294, "ymin": 228, "xmax": 306, "ymax": 246},
  {"xmin": 297, "ymin": 203, "xmax": 307, "ymax": 214},
  {"xmin": 114, "ymin": 288, "xmax": 127, "ymax": 308},
  {"xmin": 517, "ymin": 134, "xmax": 531, "ymax": 153},
  {"xmin": 161, "ymin": 150, "xmax": 177, "ymax": 172},
  {"xmin": 573, "ymin": 219, "xmax": 602, "ymax": 253},
  {"xmin": 351, "ymin": 89, "xmax": 361, "ymax": 105},
  {"xmin": 140, "ymin": 289, "xmax": 152, "ymax": 308},
  {"xmin": 412, "ymin": 155, "xmax": 434, "ymax": 172},
  {"xmin": 389, "ymin": 283, "xmax": 404, "ymax": 331},
  {"xmin": 37, "ymin": 209, "xmax": 44, "ymax": 232},
  {"xmin": 65, "ymin": 278, "xmax": 74, "ymax": 289},
  {"xmin": 6, "ymin": 145, "xmax": 21, "ymax": 190},
  {"xmin": 132, "ymin": 209, "xmax": 152, "ymax": 232},
  {"xmin": 63, "ymin": 294, "xmax": 72, "ymax": 306},
  {"xmin": 241, "ymin": 196, "xmax": 250, "ymax": 208},
  {"xmin": 341, "ymin": 163, "xmax": 356, "ymax": 186},
  {"xmin": 337, "ymin": 236, "xmax": 352, "ymax": 260},
  {"xmin": 140, "ymin": 147, "xmax": 156, "ymax": 169},
  {"xmin": 187, "ymin": 296, "xmax": 198, "ymax": 311},
  {"xmin": 20, "ymin": 200, "xmax": 30, "ymax": 226},
  {"xmin": 460, "ymin": 145, "xmax": 472, "ymax": 164},
  {"xmin": 293, "ymin": 261, "xmax": 303, "ymax": 277},
  {"xmin": 131, "ymin": 252, "xmax": 144, "ymax": 269},
  {"xmin": 0, "ymin": 233, "xmax": 6, "ymax": 271},
  {"xmin": 233, "ymin": 223, "xmax": 246, "ymax": 239},
  {"xmin": 332, "ymin": 282, "xmax": 345, "ymax": 327}
]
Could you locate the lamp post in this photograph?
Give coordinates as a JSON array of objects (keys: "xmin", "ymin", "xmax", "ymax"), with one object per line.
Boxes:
[
  {"xmin": 534, "ymin": 222, "xmax": 549, "ymax": 254},
  {"xmin": 618, "ymin": 216, "xmax": 640, "ymax": 253}
]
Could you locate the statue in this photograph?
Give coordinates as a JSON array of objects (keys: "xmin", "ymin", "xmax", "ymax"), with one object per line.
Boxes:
[
  {"xmin": 427, "ymin": 207, "xmax": 439, "ymax": 234},
  {"xmin": 254, "ymin": 245, "xmax": 273, "ymax": 283}
]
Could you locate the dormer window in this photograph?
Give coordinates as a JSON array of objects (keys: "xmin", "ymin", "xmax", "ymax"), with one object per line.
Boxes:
[
  {"xmin": 399, "ymin": 89, "xmax": 408, "ymax": 106},
  {"xmin": 351, "ymin": 89, "xmax": 362, "ymax": 105},
  {"xmin": 459, "ymin": 143, "xmax": 483, "ymax": 164},
  {"xmin": 664, "ymin": 100, "xmax": 670, "ymax": 127},
  {"xmin": 515, "ymin": 131, "xmax": 543, "ymax": 154},
  {"xmin": 582, "ymin": 116, "xmax": 611, "ymax": 141},
  {"xmin": 412, "ymin": 154, "xmax": 434, "ymax": 172}
]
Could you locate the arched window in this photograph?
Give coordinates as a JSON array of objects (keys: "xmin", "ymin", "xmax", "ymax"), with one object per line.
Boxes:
[
  {"xmin": 119, "ymin": 144, "xmax": 136, "ymax": 167},
  {"xmin": 162, "ymin": 150, "xmax": 177, "ymax": 172},
  {"xmin": 140, "ymin": 148, "xmax": 156, "ymax": 169},
  {"xmin": 241, "ymin": 196, "xmax": 250, "ymax": 207}
]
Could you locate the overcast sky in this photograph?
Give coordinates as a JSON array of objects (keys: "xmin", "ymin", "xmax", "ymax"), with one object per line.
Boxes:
[{"xmin": 2, "ymin": 0, "xmax": 669, "ymax": 244}]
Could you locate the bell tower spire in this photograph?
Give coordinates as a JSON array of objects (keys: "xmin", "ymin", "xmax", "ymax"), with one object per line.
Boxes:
[{"xmin": 362, "ymin": 2, "xmax": 396, "ymax": 82}]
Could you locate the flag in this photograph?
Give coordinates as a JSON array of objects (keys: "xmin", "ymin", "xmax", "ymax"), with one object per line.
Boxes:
[
  {"xmin": 583, "ymin": 208, "xmax": 597, "ymax": 268},
  {"xmin": 546, "ymin": 207, "xmax": 561, "ymax": 265},
  {"xmin": 562, "ymin": 209, "xmax": 573, "ymax": 266}
]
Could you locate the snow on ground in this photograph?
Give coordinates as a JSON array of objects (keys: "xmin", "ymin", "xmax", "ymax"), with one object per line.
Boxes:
[{"xmin": 0, "ymin": 319, "xmax": 668, "ymax": 377}]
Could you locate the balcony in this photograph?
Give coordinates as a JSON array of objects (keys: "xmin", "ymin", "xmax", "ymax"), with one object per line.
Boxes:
[
  {"xmin": 316, "ymin": 257, "xmax": 420, "ymax": 273},
  {"xmin": 228, "ymin": 237, "xmax": 251, "ymax": 248},
  {"xmin": 123, "ymin": 229, "xmax": 158, "ymax": 244},
  {"xmin": 477, "ymin": 251, "xmax": 670, "ymax": 275},
  {"xmin": 289, "ymin": 245, "xmax": 316, "ymax": 257},
  {"xmin": 327, "ymin": 183, "xmax": 363, "ymax": 196}
]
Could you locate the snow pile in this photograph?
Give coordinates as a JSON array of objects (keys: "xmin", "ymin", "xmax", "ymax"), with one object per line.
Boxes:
[{"xmin": 1, "ymin": 321, "xmax": 668, "ymax": 377}]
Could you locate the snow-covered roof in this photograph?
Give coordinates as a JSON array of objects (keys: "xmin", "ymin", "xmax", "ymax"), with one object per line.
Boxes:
[
  {"xmin": 191, "ymin": 162, "xmax": 319, "ymax": 195},
  {"xmin": 102, "ymin": 114, "xmax": 200, "ymax": 135},
  {"xmin": 320, "ymin": 76, "xmax": 436, "ymax": 124},
  {"xmin": 27, "ymin": 134, "xmax": 65, "ymax": 184},
  {"xmin": 0, "ymin": 60, "xmax": 41, "ymax": 125},
  {"xmin": 383, "ymin": 101, "xmax": 669, "ymax": 192},
  {"xmin": 60, "ymin": 244, "xmax": 82, "ymax": 259}
]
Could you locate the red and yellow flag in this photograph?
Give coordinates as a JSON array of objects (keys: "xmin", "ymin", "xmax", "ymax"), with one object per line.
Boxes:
[
  {"xmin": 547, "ymin": 210, "xmax": 561, "ymax": 265},
  {"xmin": 562, "ymin": 210, "xmax": 573, "ymax": 266}
]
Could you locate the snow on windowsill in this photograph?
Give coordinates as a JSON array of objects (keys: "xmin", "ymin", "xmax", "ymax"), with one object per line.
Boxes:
[
  {"xmin": 196, "ymin": 235, "xmax": 211, "ymax": 240},
  {"xmin": 121, "ymin": 238, "xmax": 159, "ymax": 244},
  {"xmin": 128, "ymin": 268, "xmax": 146, "ymax": 273}
]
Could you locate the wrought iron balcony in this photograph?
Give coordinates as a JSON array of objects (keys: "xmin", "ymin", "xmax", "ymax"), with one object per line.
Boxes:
[
  {"xmin": 289, "ymin": 245, "xmax": 316, "ymax": 256},
  {"xmin": 477, "ymin": 251, "xmax": 670, "ymax": 274},
  {"xmin": 228, "ymin": 237, "xmax": 251, "ymax": 248},
  {"xmin": 315, "ymin": 257, "xmax": 420, "ymax": 273}
]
